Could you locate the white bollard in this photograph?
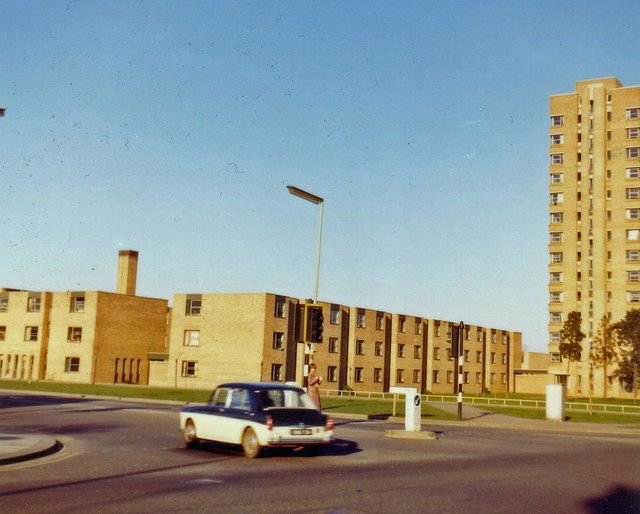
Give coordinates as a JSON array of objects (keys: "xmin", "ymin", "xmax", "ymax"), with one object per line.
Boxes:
[
  {"xmin": 546, "ymin": 383, "xmax": 566, "ymax": 421},
  {"xmin": 390, "ymin": 387, "xmax": 421, "ymax": 432}
]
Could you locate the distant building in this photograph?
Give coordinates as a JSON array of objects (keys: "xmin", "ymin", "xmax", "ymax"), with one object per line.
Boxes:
[
  {"xmin": 0, "ymin": 251, "xmax": 523, "ymax": 394},
  {"xmin": 0, "ymin": 251, "xmax": 169, "ymax": 385},
  {"xmin": 548, "ymin": 77, "xmax": 640, "ymax": 397},
  {"xmin": 152, "ymin": 292, "xmax": 522, "ymax": 394}
]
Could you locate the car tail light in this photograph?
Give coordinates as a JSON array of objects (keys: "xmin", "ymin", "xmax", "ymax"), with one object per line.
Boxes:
[
  {"xmin": 326, "ymin": 417, "xmax": 334, "ymax": 430},
  {"xmin": 266, "ymin": 415, "xmax": 274, "ymax": 431}
]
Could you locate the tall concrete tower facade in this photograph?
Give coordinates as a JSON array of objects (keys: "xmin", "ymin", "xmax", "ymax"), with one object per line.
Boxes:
[
  {"xmin": 548, "ymin": 77, "xmax": 640, "ymax": 397},
  {"xmin": 116, "ymin": 250, "xmax": 139, "ymax": 296}
]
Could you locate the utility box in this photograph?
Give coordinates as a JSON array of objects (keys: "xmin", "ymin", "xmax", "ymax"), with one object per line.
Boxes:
[
  {"xmin": 390, "ymin": 387, "xmax": 421, "ymax": 432},
  {"xmin": 546, "ymin": 383, "xmax": 565, "ymax": 421}
]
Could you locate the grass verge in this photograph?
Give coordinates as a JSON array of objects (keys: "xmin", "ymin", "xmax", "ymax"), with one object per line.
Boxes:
[{"xmin": 481, "ymin": 406, "xmax": 640, "ymax": 425}]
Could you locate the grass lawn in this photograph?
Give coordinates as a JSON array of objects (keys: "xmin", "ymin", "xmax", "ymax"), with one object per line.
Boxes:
[
  {"xmin": 321, "ymin": 397, "xmax": 459, "ymax": 420},
  {"xmin": 481, "ymin": 406, "xmax": 640, "ymax": 425}
]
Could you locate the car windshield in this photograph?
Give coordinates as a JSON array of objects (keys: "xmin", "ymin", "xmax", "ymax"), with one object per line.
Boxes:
[{"xmin": 258, "ymin": 388, "xmax": 316, "ymax": 410}]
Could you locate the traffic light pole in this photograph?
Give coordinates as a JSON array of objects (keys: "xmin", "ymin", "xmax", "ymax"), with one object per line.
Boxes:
[{"xmin": 457, "ymin": 322, "xmax": 464, "ymax": 421}]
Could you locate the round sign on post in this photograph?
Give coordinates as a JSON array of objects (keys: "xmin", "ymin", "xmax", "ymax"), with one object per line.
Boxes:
[{"xmin": 414, "ymin": 395, "xmax": 421, "ymax": 407}]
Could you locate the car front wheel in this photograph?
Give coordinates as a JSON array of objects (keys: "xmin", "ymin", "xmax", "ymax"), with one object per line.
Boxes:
[
  {"xmin": 242, "ymin": 427, "xmax": 262, "ymax": 458},
  {"xmin": 183, "ymin": 420, "xmax": 199, "ymax": 448}
]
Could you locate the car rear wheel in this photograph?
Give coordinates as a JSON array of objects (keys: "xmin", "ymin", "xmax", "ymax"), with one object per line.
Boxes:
[
  {"xmin": 242, "ymin": 427, "xmax": 262, "ymax": 458},
  {"xmin": 183, "ymin": 420, "xmax": 199, "ymax": 448}
]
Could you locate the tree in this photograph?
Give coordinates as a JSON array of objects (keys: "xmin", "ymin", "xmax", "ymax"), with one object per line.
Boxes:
[
  {"xmin": 592, "ymin": 315, "xmax": 620, "ymax": 399},
  {"xmin": 613, "ymin": 309, "xmax": 640, "ymax": 397},
  {"xmin": 559, "ymin": 311, "xmax": 585, "ymax": 398}
]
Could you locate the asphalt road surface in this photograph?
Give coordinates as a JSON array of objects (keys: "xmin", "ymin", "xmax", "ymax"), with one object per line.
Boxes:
[{"xmin": 1, "ymin": 393, "xmax": 639, "ymax": 513}]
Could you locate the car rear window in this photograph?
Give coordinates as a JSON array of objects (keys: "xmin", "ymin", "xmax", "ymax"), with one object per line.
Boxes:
[{"xmin": 258, "ymin": 389, "xmax": 315, "ymax": 410}]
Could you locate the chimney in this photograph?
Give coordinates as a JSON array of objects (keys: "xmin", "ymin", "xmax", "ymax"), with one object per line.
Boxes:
[{"xmin": 117, "ymin": 250, "xmax": 138, "ymax": 296}]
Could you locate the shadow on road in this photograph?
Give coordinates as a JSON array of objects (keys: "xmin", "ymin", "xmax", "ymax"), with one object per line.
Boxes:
[{"xmin": 585, "ymin": 485, "xmax": 640, "ymax": 513}]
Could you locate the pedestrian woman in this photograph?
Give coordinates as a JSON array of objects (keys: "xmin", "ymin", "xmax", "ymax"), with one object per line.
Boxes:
[{"xmin": 307, "ymin": 363, "xmax": 323, "ymax": 411}]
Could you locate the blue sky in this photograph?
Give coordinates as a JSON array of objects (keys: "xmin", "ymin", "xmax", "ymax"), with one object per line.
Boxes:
[{"xmin": 2, "ymin": 1, "xmax": 639, "ymax": 352}]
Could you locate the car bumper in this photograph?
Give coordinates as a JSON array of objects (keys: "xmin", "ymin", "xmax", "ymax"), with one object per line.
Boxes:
[{"xmin": 266, "ymin": 433, "xmax": 334, "ymax": 447}]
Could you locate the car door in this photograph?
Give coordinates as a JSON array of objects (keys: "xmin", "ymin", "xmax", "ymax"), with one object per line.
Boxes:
[
  {"xmin": 198, "ymin": 386, "xmax": 230, "ymax": 442},
  {"xmin": 221, "ymin": 387, "xmax": 256, "ymax": 444}
]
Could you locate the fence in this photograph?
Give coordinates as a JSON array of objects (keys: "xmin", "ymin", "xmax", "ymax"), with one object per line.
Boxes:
[{"xmin": 320, "ymin": 389, "xmax": 640, "ymax": 415}]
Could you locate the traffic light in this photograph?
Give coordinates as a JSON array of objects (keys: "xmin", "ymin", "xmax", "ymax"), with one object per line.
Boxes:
[
  {"xmin": 450, "ymin": 323, "xmax": 460, "ymax": 358},
  {"xmin": 304, "ymin": 304, "xmax": 324, "ymax": 343}
]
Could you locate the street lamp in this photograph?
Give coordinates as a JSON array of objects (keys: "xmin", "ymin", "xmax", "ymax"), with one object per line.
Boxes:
[{"xmin": 287, "ymin": 185, "xmax": 324, "ymax": 305}]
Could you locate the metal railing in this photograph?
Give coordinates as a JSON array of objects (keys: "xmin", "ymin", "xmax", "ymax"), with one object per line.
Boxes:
[{"xmin": 319, "ymin": 389, "xmax": 640, "ymax": 415}]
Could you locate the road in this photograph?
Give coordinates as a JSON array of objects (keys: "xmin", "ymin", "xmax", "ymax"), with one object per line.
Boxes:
[{"xmin": 0, "ymin": 392, "xmax": 639, "ymax": 513}]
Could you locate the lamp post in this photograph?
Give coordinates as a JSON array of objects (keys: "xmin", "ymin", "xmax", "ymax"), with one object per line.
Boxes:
[{"xmin": 287, "ymin": 185, "xmax": 324, "ymax": 305}]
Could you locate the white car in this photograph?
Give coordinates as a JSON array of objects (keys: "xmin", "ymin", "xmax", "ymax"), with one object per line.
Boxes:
[{"xmin": 179, "ymin": 382, "xmax": 334, "ymax": 458}]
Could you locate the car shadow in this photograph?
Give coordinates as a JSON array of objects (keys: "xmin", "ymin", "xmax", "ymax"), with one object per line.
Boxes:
[
  {"xmin": 186, "ymin": 437, "xmax": 360, "ymax": 458},
  {"xmin": 585, "ymin": 485, "xmax": 640, "ymax": 513}
]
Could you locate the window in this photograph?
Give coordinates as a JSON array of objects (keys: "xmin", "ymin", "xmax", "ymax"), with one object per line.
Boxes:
[
  {"xmin": 627, "ymin": 188, "xmax": 640, "ymax": 199},
  {"xmin": 65, "ymin": 357, "xmax": 80, "ymax": 373},
  {"xmin": 550, "ymin": 134, "xmax": 563, "ymax": 145},
  {"xmin": 627, "ymin": 291, "xmax": 640, "ymax": 303},
  {"xmin": 550, "ymin": 292, "xmax": 563, "ymax": 303},
  {"xmin": 272, "ymin": 332, "xmax": 284, "ymax": 350},
  {"xmin": 476, "ymin": 351, "xmax": 482, "ymax": 363},
  {"xmin": 330, "ymin": 307, "xmax": 339, "ymax": 324},
  {"xmin": 415, "ymin": 320, "xmax": 422, "ymax": 335},
  {"xmin": 626, "ymin": 108, "xmax": 640, "ymax": 119},
  {"xmin": 270, "ymin": 363, "xmax": 282, "ymax": 381},
  {"xmin": 434, "ymin": 347, "xmax": 440, "ymax": 360},
  {"xmin": 551, "ymin": 173, "xmax": 563, "ymax": 184},
  {"xmin": 627, "ymin": 147, "xmax": 640, "ymax": 159},
  {"xmin": 627, "ymin": 209, "xmax": 640, "ymax": 220},
  {"xmin": 550, "ymin": 212, "xmax": 563, "ymax": 224},
  {"xmin": 502, "ymin": 353, "xmax": 507, "ymax": 364},
  {"xmin": 328, "ymin": 337, "xmax": 339, "ymax": 353},
  {"xmin": 551, "ymin": 115, "xmax": 564, "ymax": 126},
  {"xmin": 502, "ymin": 373, "xmax": 507, "ymax": 385},
  {"xmin": 376, "ymin": 314, "xmax": 384, "ymax": 330},
  {"xmin": 374, "ymin": 368, "xmax": 382, "ymax": 383},
  {"xmin": 399, "ymin": 317, "xmax": 406, "ymax": 333},
  {"xmin": 354, "ymin": 367, "xmax": 363, "ymax": 382},
  {"xmin": 181, "ymin": 361, "xmax": 197, "ymax": 377},
  {"xmin": 628, "ymin": 128, "xmax": 640, "ymax": 139},
  {"xmin": 477, "ymin": 328, "xmax": 483, "ymax": 342},
  {"xmin": 0, "ymin": 326, "xmax": 5, "ymax": 340},
  {"xmin": 550, "ymin": 253, "xmax": 563, "ymax": 264},
  {"xmin": 490, "ymin": 373, "xmax": 496, "ymax": 384},
  {"xmin": 464, "ymin": 349, "xmax": 470, "ymax": 362},
  {"xmin": 413, "ymin": 370, "xmax": 421, "ymax": 384},
  {"xmin": 628, "ymin": 230, "xmax": 640, "ymax": 241},
  {"xmin": 70, "ymin": 296, "xmax": 85, "ymax": 312},
  {"xmin": 463, "ymin": 372, "xmax": 469, "ymax": 384},
  {"xmin": 67, "ymin": 327, "xmax": 82, "ymax": 342},
  {"xmin": 25, "ymin": 326, "xmax": 38, "ymax": 341},
  {"xmin": 186, "ymin": 297, "xmax": 201, "ymax": 316},
  {"xmin": 476, "ymin": 372, "xmax": 482, "ymax": 385},
  {"xmin": 181, "ymin": 330, "xmax": 200, "ymax": 347},
  {"xmin": 414, "ymin": 345, "xmax": 422, "ymax": 359},
  {"xmin": 356, "ymin": 340, "xmax": 365, "ymax": 355},
  {"xmin": 550, "ymin": 312, "xmax": 562, "ymax": 323},
  {"xmin": 628, "ymin": 271, "xmax": 640, "ymax": 282},
  {"xmin": 327, "ymin": 366, "xmax": 337, "ymax": 382},
  {"xmin": 375, "ymin": 341, "xmax": 383, "ymax": 356},
  {"xmin": 274, "ymin": 299, "xmax": 285, "ymax": 318},
  {"xmin": 434, "ymin": 321, "xmax": 441, "ymax": 337},
  {"xmin": 397, "ymin": 344, "xmax": 405, "ymax": 358},
  {"xmin": 491, "ymin": 352, "xmax": 496, "ymax": 364},
  {"xmin": 550, "ymin": 232, "xmax": 563, "ymax": 243},
  {"xmin": 550, "ymin": 193, "xmax": 563, "ymax": 204},
  {"xmin": 627, "ymin": 168, "xmax": 640, "ymax": 179},
  {"xmin": 396, "ymin": 369, "xmax": 405, "ymax": 383},
  {"xmin": 551, "ymin": 154, "xmax": 564, "ymax": 165},
  {"xmin": 0, "ymin": 297, "xmax": 7, "ymax": 312},
  {"xmin": 551, "ymin": 353, "xmax": 562, "ymax": 363},
  {"xmin": 27, "ymin": 296, "xmax": 40, "ymax": 312},
  {"xmin": 433, "ymin": 370, "xmax": 440, "ymax": 383},
  {"xmin": 550, "ymin": 272, "xmax": 563, "ymax": 282},
  {"xmin": 627, "ymin": 250, "xmax": 640, "ymax": 261},
  {"xmin": 447, "ymin": 371, "xmax": 453, "ymax": 384},
  {"xmin": 357, "ymin": 311, "xmax": 365, "ymax": 328}
]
